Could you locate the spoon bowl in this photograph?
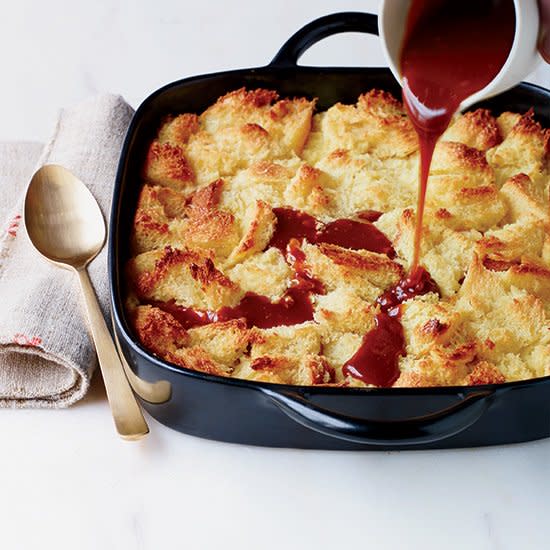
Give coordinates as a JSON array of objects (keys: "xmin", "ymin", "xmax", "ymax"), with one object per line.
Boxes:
[
  {"xmin": 25, "ymin": 165, "xmax": 105, "ymax": 268},
  {"xmin": 25, "ymin": 164, "xmax": 148, "ymax": 440}
]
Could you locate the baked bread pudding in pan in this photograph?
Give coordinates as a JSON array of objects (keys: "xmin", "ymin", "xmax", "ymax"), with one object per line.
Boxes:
[{"xmin": 126, "ymin": 87, "xmax": 550, "ymax": 388}]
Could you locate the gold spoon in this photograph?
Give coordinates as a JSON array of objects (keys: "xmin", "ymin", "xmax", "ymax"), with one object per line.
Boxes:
[{"xmin": 25, "ymin": 164, "xmax": 149, "ymax": 440}]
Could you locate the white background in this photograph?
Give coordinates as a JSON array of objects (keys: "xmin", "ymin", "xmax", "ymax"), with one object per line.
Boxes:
[
  {"xmin": 1, "ymin": 0, "xmax": 547, "ymax": 141},
  {"xmin": 0, "ymin": 1, "xmax": 549, "ymax": 549}
]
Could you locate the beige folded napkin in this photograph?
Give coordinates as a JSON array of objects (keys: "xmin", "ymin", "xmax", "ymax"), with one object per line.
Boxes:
[{"xmin": 0, "ymin": 94, "xmax": 134, "ymax": 408}]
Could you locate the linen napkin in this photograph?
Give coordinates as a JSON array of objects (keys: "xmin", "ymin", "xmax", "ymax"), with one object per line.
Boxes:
[{"xmin": 0, "ymin": 94, "xmax": 134, "ymax": 408}]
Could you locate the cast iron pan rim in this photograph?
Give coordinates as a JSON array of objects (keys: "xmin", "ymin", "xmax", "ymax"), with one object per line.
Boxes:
[
  {"xmin": 133, "ymin": 70, "xmax": 550, "ymax": 126},
  {"xmin": 131, "ymin": 65, "xmax": 395, "ymax": 127}
]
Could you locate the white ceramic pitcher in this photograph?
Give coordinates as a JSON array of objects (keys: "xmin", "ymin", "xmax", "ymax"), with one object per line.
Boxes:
[{"xmin": 379, "ymin": 0, "xmax": 542, "ymax": 110}]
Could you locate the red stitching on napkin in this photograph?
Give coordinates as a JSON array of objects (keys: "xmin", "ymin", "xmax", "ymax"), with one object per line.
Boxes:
[
  {"xmin": 13, "ymin": 334, "xmax": 42, "ymax": 347},
  {"xmin": 7, "ymin": 214, "xmax": 21, "ymax": 237}
]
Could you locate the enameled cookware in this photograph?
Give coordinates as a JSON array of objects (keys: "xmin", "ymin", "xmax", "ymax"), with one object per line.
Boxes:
[{"xmin": 109, "ymin": 12, "xmax": 550, "ymax": 449}]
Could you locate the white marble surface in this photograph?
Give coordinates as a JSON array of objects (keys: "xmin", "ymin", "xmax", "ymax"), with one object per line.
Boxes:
[{"xmin": 1, "ymin": 1, "xmax": 550, "ymax": 549}]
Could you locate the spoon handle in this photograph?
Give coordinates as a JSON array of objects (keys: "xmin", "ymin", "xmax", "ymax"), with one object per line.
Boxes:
[{"xmin": 77, "ymin": 268, "xmax": 149, "ymax": 440}]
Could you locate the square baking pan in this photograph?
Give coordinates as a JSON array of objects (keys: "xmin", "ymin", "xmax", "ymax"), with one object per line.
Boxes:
[{"xmin": 109, "ymin": 12, "xmax": 550, "ymax": 449}]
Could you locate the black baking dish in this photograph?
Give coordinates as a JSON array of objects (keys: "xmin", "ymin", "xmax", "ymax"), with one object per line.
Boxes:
[{"xmin": 109, "ymin": 12, "xmax": 550, "ymax": 450}]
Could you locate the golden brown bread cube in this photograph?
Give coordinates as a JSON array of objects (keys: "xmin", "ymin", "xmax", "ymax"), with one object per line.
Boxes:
[
  {"xmin": 426, "ymin": 141, "xmax": 506, "ymax": 231},
  {"xmin": 225, "ymin": 200, "xmax": 276, "ymax": 266},
  {"xmin": 303, "ymin": 89, "xmax": 417, "ymax": 164},
  {"xmin": 158, "ymin": 113, "xmax": 200, "ymax": 145},
  {"xmin": 487, "ymin": 109, "xmax": 549, "ymax": 187},
  {"xmin": 187, "ymin": 319, "xmax": 250, "ymax": 366},
  {"xmin": 128, "ymin": 246, "xmax": 244, "ymax": 310},
  {"xmin": 443, "ymin": 109, "xmax": 502, "ymax": 151},
  {"xmin": 227, "ymin": 248, "xmax": 292, "ymax": 299},
  {"xmin": 143, "ymin": 141, "xmax": 195, "ymax": 190},
  {"xmin": 302, "ymin": 242, "xmax": 403, "ymax": 301},
  {"xmin": 181, "ymin": 88, "xmax": 315, "ymax": 185}
]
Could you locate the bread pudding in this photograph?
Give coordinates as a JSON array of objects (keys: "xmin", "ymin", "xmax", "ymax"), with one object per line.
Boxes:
[{"xmin": 125, "ymin": 87, "xmax": 550, "ymax": 388}]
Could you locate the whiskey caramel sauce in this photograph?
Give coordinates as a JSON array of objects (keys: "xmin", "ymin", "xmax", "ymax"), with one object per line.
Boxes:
[{"xmin": 402, "ymin": 0, "xmax": 515, "ymax": 269}]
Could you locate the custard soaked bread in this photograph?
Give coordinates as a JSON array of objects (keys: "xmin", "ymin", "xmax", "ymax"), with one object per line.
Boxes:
[{"xmin": 127, "ymin": 88, "xmax": 550, "ymax": 387}]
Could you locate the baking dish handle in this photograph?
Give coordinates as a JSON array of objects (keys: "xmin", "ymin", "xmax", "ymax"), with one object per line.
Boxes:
[
  {"xmin": 269, "ymin": 12, "xmax": 379, "ymax": 68},
  {"xmin": 261, "ymin": 388, "xmax": 494, "ymax": 446}
]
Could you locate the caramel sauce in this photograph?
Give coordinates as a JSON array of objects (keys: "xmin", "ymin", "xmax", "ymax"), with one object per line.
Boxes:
[
  {"xmin": 151, "ymin": 285, "xmax": 317, "ymax": 331},
  {"xmin": 356, "ymin": 209, "xmax": 383, "ymax": 223},
  {"xmin": 270, "ymin": 207, "xmax": 395, "ymax": 257},
  {"xmin": 401, "ymin": 0, "xmax": 515, "ymax": 269},
  {"xmin": 377, "ymin": 266, "xmax": 439, "ymax": 318},
  {"xmin": 147, "ymin": 205, "xmax": 395, "ymax": 335},
  {"xmin": 342, "ymin": 266, "xmax": 439, "ymax": 387},
  {"xmin": 269, "ymin": 207, "xmax": 317, "ymax": 252},
  {"xmin": 342, "ymin": 313, "xmax": 405, "ymax": 387},
  {"xmin": 317, "ymin": 219, "xmax": 395, "ymax": 258},
  {"xmin": 217, "ymin": 287, "xmax": 315, "ymax": 329}
]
